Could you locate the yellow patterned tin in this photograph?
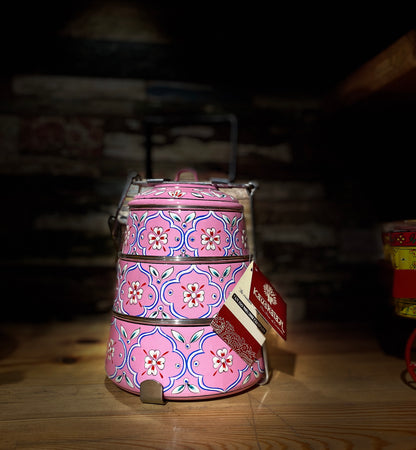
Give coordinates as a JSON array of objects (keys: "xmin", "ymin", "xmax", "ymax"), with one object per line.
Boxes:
[{"xmin": 391, "ymin": 247, "xmax": 416, "ymax": 270}]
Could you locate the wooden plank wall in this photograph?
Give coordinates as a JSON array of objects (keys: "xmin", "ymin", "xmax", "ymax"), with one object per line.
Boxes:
[{"xmin": 0, "ymin": 71, "xmax": 390, "ymax": 324}]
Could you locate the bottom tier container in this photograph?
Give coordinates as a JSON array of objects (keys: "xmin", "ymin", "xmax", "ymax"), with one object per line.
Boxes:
[{"xmin": 106, "ymin": 314, "xmax": 267, "ymax": 402}]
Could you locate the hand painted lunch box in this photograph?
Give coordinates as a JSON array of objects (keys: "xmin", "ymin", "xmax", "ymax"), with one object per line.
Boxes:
[{"xmin": 106, "ymin": 174, "xmax": 268, "ymax": 402}]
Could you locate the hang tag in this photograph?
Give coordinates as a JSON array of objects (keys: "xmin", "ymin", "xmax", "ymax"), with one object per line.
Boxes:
[
  {"xmin": 249, "ymin": 262, "xmax": 287, "ymax": 341},
  {"xmin": 211, "ymin": 261, "xmax": 287, "ymax": 366}
]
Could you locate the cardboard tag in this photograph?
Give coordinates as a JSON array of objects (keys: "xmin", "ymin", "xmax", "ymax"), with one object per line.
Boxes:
[{"xmin": 211, "ymin": 261, "xmax": 287, "ymax": 365}]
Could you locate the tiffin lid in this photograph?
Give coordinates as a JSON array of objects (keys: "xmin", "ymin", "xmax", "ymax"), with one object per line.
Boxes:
[{"xmin": 129, "ymin": 169, "xmax": 243, "ymax": 210}]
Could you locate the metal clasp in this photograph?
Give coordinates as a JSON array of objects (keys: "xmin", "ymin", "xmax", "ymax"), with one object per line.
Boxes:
[{"xmin": 140, "ymin": 380, "xmax": 166, "ymax": 405}]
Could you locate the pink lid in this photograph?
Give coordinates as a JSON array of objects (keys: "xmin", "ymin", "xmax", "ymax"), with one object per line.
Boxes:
[{"xmin": 129, "ymin": 181, "xmax": 242, "ymax": 210}]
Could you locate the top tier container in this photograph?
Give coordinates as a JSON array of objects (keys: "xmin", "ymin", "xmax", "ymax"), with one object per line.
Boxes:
[{"xmin": 121, "ymin": 177, "xmax": 249, "ymax": 258}]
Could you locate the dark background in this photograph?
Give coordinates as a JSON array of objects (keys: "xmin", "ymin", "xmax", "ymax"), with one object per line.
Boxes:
[
  {"xmin": 0, "ymin": 2, "xmax": 414, "ymax": 333},
  {"xmin": 0, "ymin": 3, "xmax": 412, "ymax": 92}
]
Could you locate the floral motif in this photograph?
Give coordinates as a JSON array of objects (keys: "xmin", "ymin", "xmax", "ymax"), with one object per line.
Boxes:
[
  {"xmin": 143, "ymin": 349, "xmax": 167, "ymax": 377},
  {"xmin": 148, "ymin": 226, "xmax": 169, "ymax": 250},
  {"xmin": 107, "ymin": 338, "xmax": 115, "ymax": 362},
  {"xmin": 172, "ymin": 379, "xmax": 200, "ymax": 395},
  {"xmin": 212, "ymin": 348, "xmax": 233, "ymax": 374},
  {"xmin": 263, "ymin": 283, "xmax": 277, "ymax": 305},
  {"xmin": 127, "ymin": 281, "xmax": 145, "ymax": 305},
  {"xmin": 210, "ymin": 315, "xmax": 257, "ymax": 366},
  {"xmin": 397, "ymin": 234, "xmax": 406, "ymax": 244},
  {"xmin": 169, "ymin": 189, "xmax": 185, "ymax": 198},
  {"xmin": 128, "ymin": 209, "xmax": 249, "ymax": 257},
  {"xmin": 201, "ymin": 227, "xmax": 221, "ymax": 251},
  {"xmin": 182, "ymin": 283, "xmax": 205, "ymax": 308}
]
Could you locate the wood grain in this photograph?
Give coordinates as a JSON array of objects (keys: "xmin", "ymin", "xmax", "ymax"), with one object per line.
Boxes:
[
  {"xmin": 329, "ymin": 29, "xmax": 416, "ymax": 108},
  {"xmin": 1, "ymin": 315, "xmax": 415, "ymax": 449}
]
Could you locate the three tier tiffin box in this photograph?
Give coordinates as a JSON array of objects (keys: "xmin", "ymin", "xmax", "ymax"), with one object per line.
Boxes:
[{"xmin": 106, "ymin": 170, "xmax": 271, "ymax": 404}]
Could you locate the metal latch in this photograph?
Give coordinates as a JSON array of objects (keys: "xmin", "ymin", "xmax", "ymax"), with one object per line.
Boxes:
[{"xmin": 140, "ymin": 380, "xmax": 166, "ymax": 405}]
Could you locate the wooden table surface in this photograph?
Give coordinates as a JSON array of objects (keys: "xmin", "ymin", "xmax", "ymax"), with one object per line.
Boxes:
[{"xmin": 1, "ymin": 314, "xmax": 415, "ymax": 449}]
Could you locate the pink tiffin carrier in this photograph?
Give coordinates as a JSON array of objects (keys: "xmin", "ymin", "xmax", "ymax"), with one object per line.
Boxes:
[{"xmin": 106, "ymin": 171, "xmax": 269, "ymax": 403}]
